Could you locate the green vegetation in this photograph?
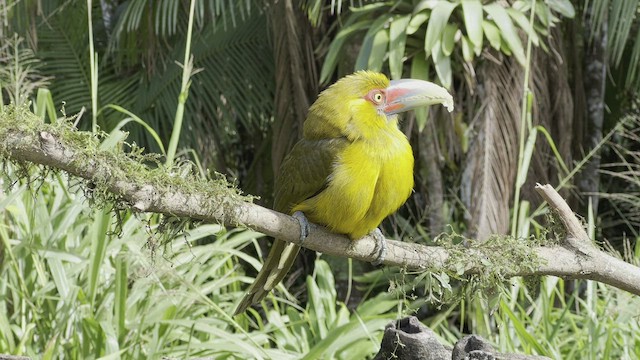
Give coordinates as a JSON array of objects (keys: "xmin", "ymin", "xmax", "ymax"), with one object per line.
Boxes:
[{"xmin": 1, "ymin": 0, "xmax": 639, "ymax": 359}]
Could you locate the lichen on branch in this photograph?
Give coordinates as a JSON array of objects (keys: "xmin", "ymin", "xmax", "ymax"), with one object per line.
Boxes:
[{"xmin": 0, "ymin": 105, "xmax": 249, "ymax": 220}]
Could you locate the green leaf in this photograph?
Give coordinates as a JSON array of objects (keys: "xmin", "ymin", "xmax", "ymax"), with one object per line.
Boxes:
[
  {"xmin": 424, "ymin": 1, "xmax": 458, "ymax": 56},
  {"xmin": 303, "ymin": 318, "xmax": 391, "ymax": 360},
  {"xmin": 535, "ymin": 2, "xmax": 550, "ymax": 28},
  {"xmin": 433, "ymin": 272, "xmax": 452, "ymax": 289},
  {"xmin": 99, "ymin": 129, "xmax": 128, "ymax": 151},
  {"xmin": 389, "ymin": 14, "xmax": 411, "ymax": 79},
  {"xmin": 100, "ymin": 104, "xmax": 167, "ymax": 155},
  {"xmin": 442, "ymin": 23, "xmax": 458, "ymax": 56},
  {"xmin": 516, "ymin": 127, "xmax": 538, "ymax": 187},
  {"xmin": 484, "ymin": 3, "xmax": 526, "ymax": 65},
  {"xmin": 407, "ymin": 11, "xmax": 429, "ymax": 35},
  {"xmin": 350, "ymin": 1, "xmax": 391, "ymax": 13},
  {"xmin": 534, "ymin": 21, "xmax": 549, "ymax": 36},
  {"xmin": 512, "ymin": 0, "xmax": 528, "ymax": 12},
  {"xmin": 432, "ymin": 40, "xmax": 452, "ymax": 89},
  {"xmin": 500, "ymin": 301, "xmax": 548, "ymax": 355},
  {"xmin": 461, "ymin": 0, "xmax": 483, "ymax": 49},
  {"xmin": 482, "ymin": 20, "xmax": 501, "ymax": 50},
  {"xmin": 627, "ymin": 26, "xmax": 640, "ymax": 89},
  {"xmin": 411, "ymin": 52, "xmax": 430, "ymax": 131},
  {"xmin": 411, "ymin": 51, "xmax": 430, "ymax": 82},
  {"xmin": 547, "ymin": 0, "xmax": 575, "ymax": 18},
  {"xmin": 534, "ymin": 125, "xmax": 570, "ymax": 175},
  {"xmin": 413, "ymin": 0, "xmax": 441, "ymax": 13},
  {"xmin": 114, "ymin": 255, "xmax": 127, "ymax": 339},
  {"xmin": 507, "ymin": 8, "xmax": 539, "ymax": 46},
  {"xmin": 306, "ymin": 275, "xmax": 328, "ymax": 338},
  {"xmin": 461, "ymin": 35, "xmax": 474, "ymax": 62},
  {"xmin": 356, "ymin": 293, "xmax": 399, "ymax": 316},
  {"xmin": 89, "ymin": 209, "xmax": 110, "ymax": 306},
  {"xmin": 500, "ymin": 37, "xmax": 513, "ymax": 56},
  {"xmin": 355, "ymin": 15, "xmax": 390, "ymax": 71},
  {"xmin": 453, "ymin": 111, "xmax": 469, "ymax": 152},
  {"xmin": 35, "ymin": 88, "xmax": 57, "ymax": 123},
  {"xmin": 368, "ymin": 29, "xmax": 389, "ymax": 72},
  {"xmin": 48, "ymin": 258, "xmax": 70, "ymax": 299},
  {"xmin": 320, "ymin": 17, "xmax": 371, "ymax": 83}
]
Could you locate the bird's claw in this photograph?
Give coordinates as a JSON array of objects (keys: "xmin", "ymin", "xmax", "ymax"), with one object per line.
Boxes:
[
  {"xmin": 371, "ymin": 228, "xmax": 387, "ymax": 266},
  {"xmin": 292, "ymin": 211, "xmax": 310, "ymax": 246}
]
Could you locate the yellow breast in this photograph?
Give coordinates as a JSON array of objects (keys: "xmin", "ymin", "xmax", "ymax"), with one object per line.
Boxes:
[{"xmin": 293, "ymin": 127, "xmax": 414, "ymax": 239}]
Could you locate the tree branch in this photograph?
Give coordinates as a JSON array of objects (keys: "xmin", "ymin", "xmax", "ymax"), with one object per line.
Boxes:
[{"xmin": 1, "ymin": 108, "xmax": 639, "ymax": 296}]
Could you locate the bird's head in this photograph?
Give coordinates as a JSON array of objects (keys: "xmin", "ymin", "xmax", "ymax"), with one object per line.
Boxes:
[{"xmin": 304, "ymin": 71, "xmax": 453, "ymax": 140}]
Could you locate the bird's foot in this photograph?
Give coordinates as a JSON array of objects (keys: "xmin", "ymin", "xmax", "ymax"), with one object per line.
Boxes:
[
  {"xmin": 292, "ymin": 211, "xmax": 310, "ymax": 246},
  {"xmin": 370, "ymin": 228, "xmax": 387, "ymax": 266}
]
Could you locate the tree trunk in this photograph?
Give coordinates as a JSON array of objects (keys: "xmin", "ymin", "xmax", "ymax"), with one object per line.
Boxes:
[
  {"xmin": 269, "ymin": 0, "xmax": 318, "ymax": 175},
  {"xmin": 461, "ymin": 56, "xmax": 522, "ymax": 241},
  {"xmin": 420, "ymin": 112, "xmax": 445, "ymax": 237},
  {"xmin": 578, "ymin": 3, "xmax": 608, "ymax": 214}
]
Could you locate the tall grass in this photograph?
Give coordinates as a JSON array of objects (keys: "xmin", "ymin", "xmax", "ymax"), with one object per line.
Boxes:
[
  {"xmin": 0, "ymin": 163, "xmax": 410, "ymax": 358},
  {"xmin": 0, "ymin": 165, "xmax": 260, "ymax": 358}
]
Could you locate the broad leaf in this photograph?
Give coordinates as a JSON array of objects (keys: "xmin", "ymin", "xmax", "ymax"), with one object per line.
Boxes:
[
  {"xmin": 414, "ymin": 0, "xmax": 442, "ymax": 13},
  {"xmin": 547, "ymin": 0, "xmax": 575, "ymax": 18},
  {"xmin": 432, "ymin": 40, "xmax": 452, "ymax": 89},
  {"xmin": 424, "ymin": 1, "xmax": 458, "ymax": 56},
  {"xmin": 482, "ymin": 20, "xmax": 502, "ymax": 50},
  {"xmin": 355, "ymin": 15, "xmax": 391, "ymax": 71},
  {"xmin": 320, "ymin": 17, "xmax": 371, "ymax": 83},
  {"xmin": 389, "ymin": 14, "xmax": 411, "ymax": 79},
  {"xmin": 484, "ymin": 3, "xmax": 526, "ymax": 65},
  {"xmin": 442, "ymin": 23, "xmax": 458, "ymax": 57},
  {"xmin": 507, "ymin": 8, "xmax": 539, "ymax": 46},
  {"xmin": 535, "ymin": 2, "xmax": 550, "ymax": 28},
  {"xmin": 410, "ymin": 51, "xmax": 430, "ymax": 82},
  {"xmin": 461, "ymin": 35, "xmax": 474, "ymax": 62},
  {"xmin": 410, "ymin": 51, "xmax": 430, "ymax": 131},
  {"xmin": 461, "ymin": 0, "xmax": 483, "ymax": 50},
  {"xmin": 368, "ymin": 29, "xmax": 389, "ymax": 72},
  {"xmin": 350, "ymin": 1, "xmax": 390, "ymax": 13},
  {"xmin": 407, "ymin": 11, "xmax": 429, "ymax": 35}
]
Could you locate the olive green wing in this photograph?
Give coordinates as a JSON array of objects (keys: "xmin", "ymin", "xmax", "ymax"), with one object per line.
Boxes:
[
  {"xmin": 273, "ymin": 138, "xmax": 347, "ymax": 212},
  {"xmin": 234, "ymin": 138, "xmax": 347, "ymax": 315}
]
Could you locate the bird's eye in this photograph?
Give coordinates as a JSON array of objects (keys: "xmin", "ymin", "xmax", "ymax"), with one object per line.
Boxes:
[{"xmin": 367, "ymin": 90, "xmax": 385, "ymax": 104}]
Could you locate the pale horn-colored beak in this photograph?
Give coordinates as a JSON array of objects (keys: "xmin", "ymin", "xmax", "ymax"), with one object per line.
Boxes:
[{"xmin": 383, "ymin": 79, "xmax": 454, "ymax": 115}]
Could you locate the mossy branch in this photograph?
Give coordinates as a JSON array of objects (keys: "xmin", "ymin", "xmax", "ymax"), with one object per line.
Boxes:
[{"xmin": 1, "ymin": 106, "xmax": 640, "ymax": 296}]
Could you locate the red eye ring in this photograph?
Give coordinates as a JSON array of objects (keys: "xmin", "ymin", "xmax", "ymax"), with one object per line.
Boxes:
[{"xmin": 366, "ymin": 89, "xmax": 385, "ymax": 104}]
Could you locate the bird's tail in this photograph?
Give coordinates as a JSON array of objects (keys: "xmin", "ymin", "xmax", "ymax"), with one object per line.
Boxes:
[{"xmin": 234, "ymin": 239, "xmax": 301, "ymax": 315}]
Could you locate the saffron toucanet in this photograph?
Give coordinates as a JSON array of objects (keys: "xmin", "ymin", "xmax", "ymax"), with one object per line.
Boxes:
[{"xmin": 235, "ymin": 71, "xmax": 453, "ymax": 314}]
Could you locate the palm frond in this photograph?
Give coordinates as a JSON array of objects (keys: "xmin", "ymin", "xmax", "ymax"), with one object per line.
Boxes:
[
  {"xmin": 607, "ymin": 0, "xmax": 639, "ymax": 67},
  {"xmin": 584, "ymin": 0, "xmax": 640, "ymax": 91},
  {"xmin": 132, "ymin": 10, "xmax": 274, "ymax": 173},
  {"xmin": 37, "ymin": 4, "xmax": 92, "ymax": 117},
  {"xmin": 108, "ymin": 0, "xmax": 254, "ymax": 71},
  {"xmin": 36, "ymin": 2, "xmax": 138, "ymax": 129},
  {"xmin": 0, "ymin": 34, "xmax": 51, "ymax": 106}
]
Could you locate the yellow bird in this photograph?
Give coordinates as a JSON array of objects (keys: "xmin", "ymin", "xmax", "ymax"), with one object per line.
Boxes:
[{"xmin": 235, "ymin": 71, "xmax": 453, "ymax": 314}]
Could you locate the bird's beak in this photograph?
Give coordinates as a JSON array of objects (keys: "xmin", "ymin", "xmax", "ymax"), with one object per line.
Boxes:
[{"xmin": 383, "ymin": 79, "xmax": 454, "ymax": 115}]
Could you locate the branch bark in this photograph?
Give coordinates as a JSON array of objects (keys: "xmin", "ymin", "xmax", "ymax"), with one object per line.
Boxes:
[{"xmin": 1, "ymin": 109, "xmax": 640, "ymax": 296}]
